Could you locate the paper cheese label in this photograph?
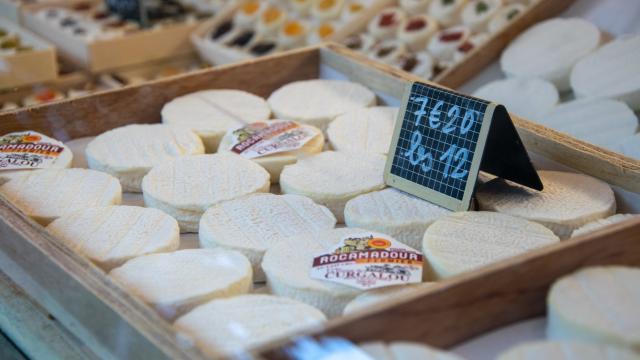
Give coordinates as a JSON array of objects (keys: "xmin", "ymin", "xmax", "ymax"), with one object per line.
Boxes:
[
  {"xmin": 228, "ymin": 120, "xmax": 316, "ymax": 159},
  {"xmin": 310, "ymin": 233, "xmax": 424, "ymax": 290},
  {"xmin": 0, "ymin": 131, "xmax": 65, "ymax": 171}
]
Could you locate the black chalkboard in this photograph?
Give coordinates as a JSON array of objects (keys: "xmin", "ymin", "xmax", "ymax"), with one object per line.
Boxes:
[
  {"xmin": 385, "ymin": 81, "xmax": 542, "ymax": 211},
  {"xmin": 105, "ymin": 0, "xmax": 145, "ymax": 22}
]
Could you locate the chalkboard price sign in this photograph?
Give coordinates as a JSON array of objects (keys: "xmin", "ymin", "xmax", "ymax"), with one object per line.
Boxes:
[{"xmin": 385, "ymin": 81, "xmax": 542, "ymax": 211}]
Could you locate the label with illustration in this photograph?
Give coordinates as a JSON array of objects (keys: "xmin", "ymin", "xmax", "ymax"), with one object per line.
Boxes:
[
  {"xmin": 310, "ymin": 233, "xmax": 424, "ymax": 290},
  {"xmin": 0, "ymin": 131, "xmax": 66, "ymax": 171},
  {"xmin": 228, "ymin": 120, "xmax": 316, "ymax": 159}
]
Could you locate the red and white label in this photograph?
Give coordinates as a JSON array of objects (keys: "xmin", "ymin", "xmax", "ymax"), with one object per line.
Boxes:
[
  {"xmin": 228, "ymin": 120, "xmax": 316, "ymax": 159},
  {"xmin": 0, "ymin": 131, "xmax": 66, "ymax": 171}
]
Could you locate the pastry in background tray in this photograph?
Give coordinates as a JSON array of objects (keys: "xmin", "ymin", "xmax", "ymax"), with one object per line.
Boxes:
[
  {"xmin": 497, "ymin": 340, "xmax": 640, "ymax": 360},
  {"xmin": 0, "ymin": 29, "xmax": 34, "ymax": 56},
  {"xmin": 359, "ymin": 341, "xmax": 465, "ymax": 360}
]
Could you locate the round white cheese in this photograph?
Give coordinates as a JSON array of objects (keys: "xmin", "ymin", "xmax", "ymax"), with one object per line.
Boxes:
[
  {"xmin": 262, "ymin": 228, "xmax": 381, "ymax": 318},
  {"xmin": 497, "ymin": 341, "xmax": 640, "ymax": 360},
  {"xmin": 280, "ymin": 151, "xmax": 386, "ymax": 223},
  {"xmin": 327, "ymin": 106, "xmax": 399, "ymax": 155},
  {"xmin": 547, "ymin": 266, "xmax": 640, "ymax": 351},
  {"xmin": 359, "ymin": 341, "xmax": 465, "ymax": 360},
  {"xmin": 217, "ymin": 120, "xmax": 324, "ymax": 182},
  {"xmin": 161, "ymin": 90, "xmax": 271, "ymax": 152},
  {"xmin": 267, "ymin": 80, "xmax": 376, "ymax": 131},
  {"xmin": 500, "ymin": 18, "xmax": 601, "ymax": 91},
  {"xmin": 86, "ymin": 124, "xmax": 204, "ymax": 192},
  {"xmin": 533, "ymin": 99, "xmax": 638, "ymax": 148},
  {"xmin": 343, "ymin": 283, "xmax": 432, "ymax": 315},
  {"xmin": 174, "ymin": 295, "xmax": 326, "ymax": 357},
  {"xmin": 422, "ymin": 211, "xmax": 559, "ymax": 279},
  {"xmin": 141, "ymin": 153, "xmax": 270, "ymax": 232},
  {"xmin": 0, "ymin": 169, "xmax": 122, "ymax": 225},
  {"xmin": 66, "ymin": 136, "xmax": 94, "ymax": 169},
  {"xmin": 460, "ymin": 0, "xmax": 503, "ymax": 33},
  {"xmin": 472, "ymin": 77, "xmax": 559, "ymax": 120},
  {"xmin": 110, "ymin": 248, "xmax": 252, "ymax": 321},
  {"xmin": 571, "ymin": 35, "xmax": 640, "ymax": 110},
  {"xmin": 47, "ymin": 205, "xmax": 179, "ymax": 271},
  {"xmin": 476, "ymin": 171, "xmax": 616, "ymax": 239},
  {"xmin": 199, "ymin": 193, "xmax": 336, "ymax": 282},
  {"xmin": 0, "ymin": 142, "xmax": 73, "ymax": 184},
  {"xmin": 571, "ymin": 214, "xmax": 638, "ymax": 238},
  {"xmin": 344, "ymin": 188, "xmax": 450, "ymax": 250}
]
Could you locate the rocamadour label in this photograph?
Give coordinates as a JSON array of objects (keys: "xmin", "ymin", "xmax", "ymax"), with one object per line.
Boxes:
[
  {"xmin": 228, "ymin": 120, "xmax": 316, "ymax": 159},
  {"xmin": 0, "ymin": 131, "xmax": 65, "ymax": 171},
  {"xmin": 310, "ymin": 233, "xmax": 424, "ymax": 290}
]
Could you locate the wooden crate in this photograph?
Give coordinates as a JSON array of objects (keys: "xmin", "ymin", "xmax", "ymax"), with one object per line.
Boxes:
[{"xmin": 0, "ymin": 44, "xmax": 638, "ymax": 359}]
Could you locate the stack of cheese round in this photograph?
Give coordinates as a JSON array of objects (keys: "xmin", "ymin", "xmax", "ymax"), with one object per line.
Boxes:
[
  {"xmin": 344, "ymin": 188, "xmax": 450, "ymax": 250},
  {"xmin": 217, "ymin": 120, "xmax": 325, "ymax": 182},
  {"xmin": 422, "ymin": 211, "xmax": 559, "ymax": 279},
  {"xmin": 47, "ymin": 206, "xmax": 179, "ymax": 271},
  {"xmin": 572, "ymin": 214, "xmax": 639, "ymax": 238},
  {"xmin": 280, "ymin": 151, "xmax": 386, "ymax": 223},
  {"xmin": 262, "ymin": 228, "xmax": 384, "ymax": 318},
  {"xmin": 359, "ymin": 341, "xmax": 465, "ymax": 360},
  {"xmin": 472, "ymin": 77, "xmax": 559, "ymax": 120},
  {"xmin": 199, "ymin": 193, "xmax": 336, "ymax": 281},
  {"xmin": 267, "ymin": 80, "xmax": 377, "ymax": 130},
  {"xmin": 547, "ymin": 266, "xmax": 640, "ymax": 351},
  {"xmin": 0, "ymin": 169, "xmax": 122, "ymax": 225},
  {"xmin": 327, "ymin": 106, "xmax": 399, "ymax": 154},
  {"xmin": 500, "ymin": 18, "xmax": 601, "ymax": 91},
  {"xmin": 174, "ymin": 295, "xmax": 326, "ymax": 357},
  {"xmin": 110, "ymin": 248, "xmax": 252, "ymax": 320},
  {"xmin": 476, "ymin": 171, "xmax": 616, "ymax": 239},
  {"xmin": 0, "ymin": 142, "xmax": 73, "ymax": 183},
  {"xmin": 141, "ymin": 153, "xmax": 270, "ymax": 232},
  {"xmin": 343, "ymin": 283, "xmax": 432, "ymax": 315},
  {"xmin": 497, "ymin": 341, "xmax": 640, "ymax": 360},
  {"xmin": 161, "ymin": 90, "xmax": 271, "ymax": 152},
  {"xmin": 86, "ymin": 124, "xmax": 205, "ymax": 192}
]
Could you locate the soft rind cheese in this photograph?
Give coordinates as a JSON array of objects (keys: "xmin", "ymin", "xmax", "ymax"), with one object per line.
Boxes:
[
  {"xmin": 344, "ymin": 188, "xmax": 450, "ymax": 250},
  {"xmin": 86, "ymin": 124, "xmax": 204, "ymax": 192},
  {"xmin": 267, "ymin": 80, "xmax": 377, "ymax": 130},
  {"xmin": 110, "ymin": 248, "xmax": 252, "ymax": 321},
  {"xmin": 500, "ymin": 18, "xmax": 601, "ymax": 91},
  {"xmin": 359, "ymin": 341, "xmax": 465, "ymax": 360},
  {"xmin": 476, "ymin": 171, "xmax": 616, "ymax": 239},
  {"xmin": 497, "ymin": 341, "xmax": 640, "ymax": 360},
  {"xmin": 343, "ymin": 283, "xmax": 432, "ymax": 315},
  {"xmin": 261, "ymin": 228, "xmax": 387, "ymax": 318},
  {"xmin": 174, "ymin": 295, "xmax": 326, "ymax": 357},
  {"xmin": 0, "ymin": 169, "xmax": 122, "ymax": 225},
  {"xmin": 47, "ymin": 205, "xmax": 179, "ymax": 271},
  {"xmin": 571, "ymin": 35, "xmax": 640, "ymax": 110},
  {"xmin": 472, "ymin": 77, "xmax": 559, "ymax": 120},
  {"xmin": 327, "ymin": 106, "xmax": 399, "ymax": 155},
  {"xmin": 280, "ymin": 151, "xmax": 386, "ymax": 223},
  {"xmin": 547, "ymin": 266, "xmax": 640, "ymax": 351},
  {"xmin": 199, "ymin": 193, "xmax": 337, "ymax": 282},
  {"xmin": 422, "ymin": 211, "xmax": 559, "ymax": 279},
  {"xmin": 217, "ymin": 121, "xmax": 324, "ymax": 182},
  {"xmin": 161, "ymin": 90, "xmax": 271, "ymax": 152},
  {"xmin": 572, "ymin": 214, "xmax": 639, "ymax": 238},
  {"xmin": 141, "ymin": 153, "xmax": 270, "ymax": 232},
  {"xmin": 0, "ymin": 142, "xmax": 73, "ymax": 183}
]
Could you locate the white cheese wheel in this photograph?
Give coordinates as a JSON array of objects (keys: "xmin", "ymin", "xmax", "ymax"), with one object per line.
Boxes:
[
  {"xmin": 161, "ymin": 90, "xmax": 271, "ymax": 152},
  {"xmin": 359, "ymin": 341, "xmax": 465, "ymax": 360},
  {"xmin": 199, "ymin": 193, "xmax": 336, "ymax": 282},
  {"xmin": 500, "ymin": 18, "xmax": 601, "ymax": 91},
  {"xmin": 533, "ymin": 99, "xmax": 638, "ymax": 148},
  {"xmin": 0, "ymin": 169, "xmax": 122, "ymax": 225},
  {"xmin": 427, "ymin": 25, "xmax": 471, "ymax": 63},
  {"xmin": 476, "ymin": 171, "xmax": 616, "ymax": 239},
  {"xmin": 547, "ymin": 266, "xmax": 640, "ymax": 351},
  {"xmin": 174, "ymin": 295, "xmax": 325, "ymax": 357},
  {"xmin": 217, "ymin": 120, "xmax": 324, "ymax": 182},
  {"xmin": 367, "ymin": 7, "xmax": 407, "ymax": 41},
  {"xmin": 267, "ymin": 80, "xmax": 376, "ymax": 131},
  {"xmin": 428, "ymin": 0, "xmax": 468, "ymax": 27},
  {"xmin": 611, "ymin": 134, "xmax": 640, "ymax": 160},
  {"xmin": 141, "ymin": 153, "xmax": 270, "ymax": 232},
  {"xmin": 571, "ymin": 35, "xmax": 640, "ymax": 110},
  {"xmin": 86, "ymin": 124, "xmax": 204, "ymax": 192},
  {"xmin": 47, "ymin": 206, "xmax": 179, "ymax": 271},
  {"xmin": 472, "ymin": 77, "xmax": 559, "ymax": 120},
  {"xmin": 280, "ymin": 151, "xmax": 386, "ymax": 223},
  {"xmin": 488, "ymin": 3, "xmax": 526, "ymax": 34},
  {"xmin": 460, "ymin": 0, "xmax": 503, "ymax": 33},
  {"xmin": 344, "ymin": 188, "xmax": 450, "ymax": 250},
  {"xmin": 262, "ymin": 228, "xmax": 384, "ymax": 317},
  {"xmin": 327, "ymin": 106, "xmax": 399, "ymax": 155},
  {"xmin": 422, "ymin": 211, "xmax": 559, "ymax": 279},
  {"xmin": 66, "ymin": 136, "xmax": 94, "ymax": 168},
  {"xmin": 572, "ymin": 214, "xmax": 638, "ymax": 238},
  {"xmin": 497, "ymin": 341, "xmax": 640, "ymax": 360},
  {"xmin": 110, "ymin": 248, "xmax": 252, "ymax": 321},
  {"xmin": 0, "ymin": 141, "xmax": 73, "ymax": 183},
  {"xmin": 343, "ymin": 283, "xmax": 432, "ymax": 315}
]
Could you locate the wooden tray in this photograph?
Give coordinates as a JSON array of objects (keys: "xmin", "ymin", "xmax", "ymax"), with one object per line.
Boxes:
[{"xmin": 0, "ymin": 44, "xmax": 639, "ymax": 359}]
